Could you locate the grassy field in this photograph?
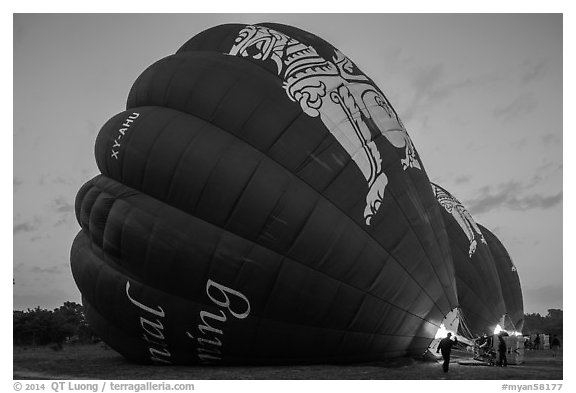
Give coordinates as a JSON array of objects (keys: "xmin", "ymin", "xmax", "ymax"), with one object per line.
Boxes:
[{"xmin": 13, "ymin": 344, "xmax": 563, "ymax": 380}]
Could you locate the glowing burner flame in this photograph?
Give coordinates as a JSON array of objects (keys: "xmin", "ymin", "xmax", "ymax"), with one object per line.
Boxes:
[{"xmin": 435, "ymin": 324, "xmax": 455, "ymax": 339}]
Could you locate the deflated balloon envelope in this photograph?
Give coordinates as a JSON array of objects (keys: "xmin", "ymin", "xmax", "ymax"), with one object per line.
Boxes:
[
  {"xmin": 431, "ymin": 183, "xmax": 506, "ymax": 337},
  {"xmin": 478, "ymin": 224, "xmax": 524, "ymax": 332},
  {"xmin": 71, "ymin": 22, "xmax": 458, "ymax": 365}
]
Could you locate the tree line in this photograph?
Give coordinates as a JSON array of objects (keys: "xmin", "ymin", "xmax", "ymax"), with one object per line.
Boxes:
[
  {"xmin": 13, "ymin": 302, "xmax": 562, "ymax": 348},
  {"xmin": 13, "ymin": 301, "xmax": 98, "ymax": 348},
  {"xmin": 522, "ymin": 309, "xmax": 563, "ymax": 337}
]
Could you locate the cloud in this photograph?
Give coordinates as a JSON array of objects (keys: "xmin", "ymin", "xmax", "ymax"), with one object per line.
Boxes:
[
  {"xmin": 407, "ymin": 64, "xmax": 474, "ymax": 111},
  {"xmin": 527, "ymin": 163, "xmax": 562, "ymax": 190},
  {"xmin": 13, "ymin": 262, "xmax": 26, "ymax": 273},
  {"xmin": 14, "ymin": 221, "xmax": 38, "ymax": 235},
  {"xmin": 401, "ymin": 63, "xmax": 505, "ymax": 123},
  {"xmin": 39, "ymin": 174, "xmax": 77, "ymax": 187},
  {"xmin": 493, "ymin": 94, "xmax": 538, "ymax": 122},
  {"xmin": 535, "ymin": 161, "xmax": 562, "ymax": 173},
  {"xmin": 411, "ymin": 64, "xmax": 447, "ymax": 101},
  {"xmin": 14, "ymin": 215, "xmax": 45, "ymax": 238},
  {"xmin": 53, "ymin": 196, "xmax": 75, "ymax": 213},
  {"xmin": 454, "ymin": 175, "xmax": 471, "ymax": 185},
  {"xmin": 52, "ymin": 176, "xmax": 75, "ymax": 185},
  {"xmin": 50, "ymin": 196, "xmax": 77, "ymax": 228},
  {"xmin": 13, "ymin": 179, "xmax": 24, "ymax": 196},
  {"xmin": 541, "ymin": 132, "xmax": 562, "ymax": 147},
  {"xmin": 522, "ymin": 193, "xmax": 562, "ymax": 209},
  {"xmin": 464, "ymin": 181, "xmax": 562, "ymax": 215},
  {"xmin": 401, "ymin": 68, "xmax": 447, "ymax": 123},
  {"xmin": 521, "ymin": 60, "xmax": 547, "ymax": 84},
  {"xmin": 30, "ymin": 264, "xmax": 66, "ymax": 275}
]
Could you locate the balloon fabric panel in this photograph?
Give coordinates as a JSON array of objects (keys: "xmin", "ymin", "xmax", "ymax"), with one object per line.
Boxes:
[{"xmin": 479, "ymin": 224, "xmax": 524, "ymax": 332}]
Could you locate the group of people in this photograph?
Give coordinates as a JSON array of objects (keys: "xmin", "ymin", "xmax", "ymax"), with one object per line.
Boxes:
[
  {"xmin": 436, "ymin": 332, "xmax": 562, "ymax": 374},
  {"xmin": 437, "ymin": 332, "xmax": 508, "ymax": 373},
  {"xmin": 525, "ymin": 333, "xmax": 561, "ymax": 356}
]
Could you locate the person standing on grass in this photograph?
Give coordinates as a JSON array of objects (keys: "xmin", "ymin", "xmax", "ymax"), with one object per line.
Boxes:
[
  {"xmin": 534, "ymin": 334, "xmax": 541, "ymax": 350},
  {"xmin": 551, "ymin": 335, "xmax": 561, "ymax": 357},
  {"xmin": 437, "ymin": 332, "xmax": 458, "ymax": 373},
  {"xmin": 497, "ymin": 335, "xmax": 508, "ymax": 367}
]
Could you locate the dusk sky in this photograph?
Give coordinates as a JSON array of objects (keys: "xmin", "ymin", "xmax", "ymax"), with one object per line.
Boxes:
[{"xmin": 12, "ymin": 13, "xmax": 564, "ymax": 318}]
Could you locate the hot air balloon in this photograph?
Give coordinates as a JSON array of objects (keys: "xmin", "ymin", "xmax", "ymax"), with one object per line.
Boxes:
[
  {"xmin": 478, "ymin": 224, "xmax": 524, "ymax": 333},
  {"xmin": 71, "ymin": 23, "xmax": 458, "ymax": 365},
  {"xmin": 430, "ymin": 183, "xmax": 506, "ymax": 338}
]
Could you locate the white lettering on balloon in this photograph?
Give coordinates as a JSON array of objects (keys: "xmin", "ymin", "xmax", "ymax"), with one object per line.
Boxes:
[
  {"xmin": 111, "ymin": 112, "xmax": 140, "ymax": 160},
  {"xmin": 229, "ymin": 25, "xmax": 421, "ymax": 225},
  {"xmin": 186, "ymin": 279, "xmax": 251, "ymax": 364},
  {"xmin": 125, "ymin": 281, "xmax": 172, "ymax": 364}
]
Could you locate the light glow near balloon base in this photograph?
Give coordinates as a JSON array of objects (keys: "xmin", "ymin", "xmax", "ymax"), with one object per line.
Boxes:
[
  {"xmin": 434, "ymin": 324, "xmax": 455, "ymax": 339},
  {"xmin": 494, "ymin": 324, "xmax": 503, "ymax": 335},
  {"xmin": 494, "ymin": 324, "xmax": 523, "ymax": 336}
]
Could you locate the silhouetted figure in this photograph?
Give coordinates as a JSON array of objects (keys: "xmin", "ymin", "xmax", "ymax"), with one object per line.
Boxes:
[
  {"xmin": 551, "ymin": 335, "xmax": 561, "ymax": 357},
  {"xmin": 497, "ymin": 335, "xmax": 507, "ymax": 367},
  {"xmin": 534, "ymin": 334, "xmax": 541, "ymax": 350},
  {"xmin": 478, "ymin": 334, "xmax": 489, "ymax": 349},
  {"xmin": 437, "ymin": 332, "xmax": 458, "ymax": 373}
]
